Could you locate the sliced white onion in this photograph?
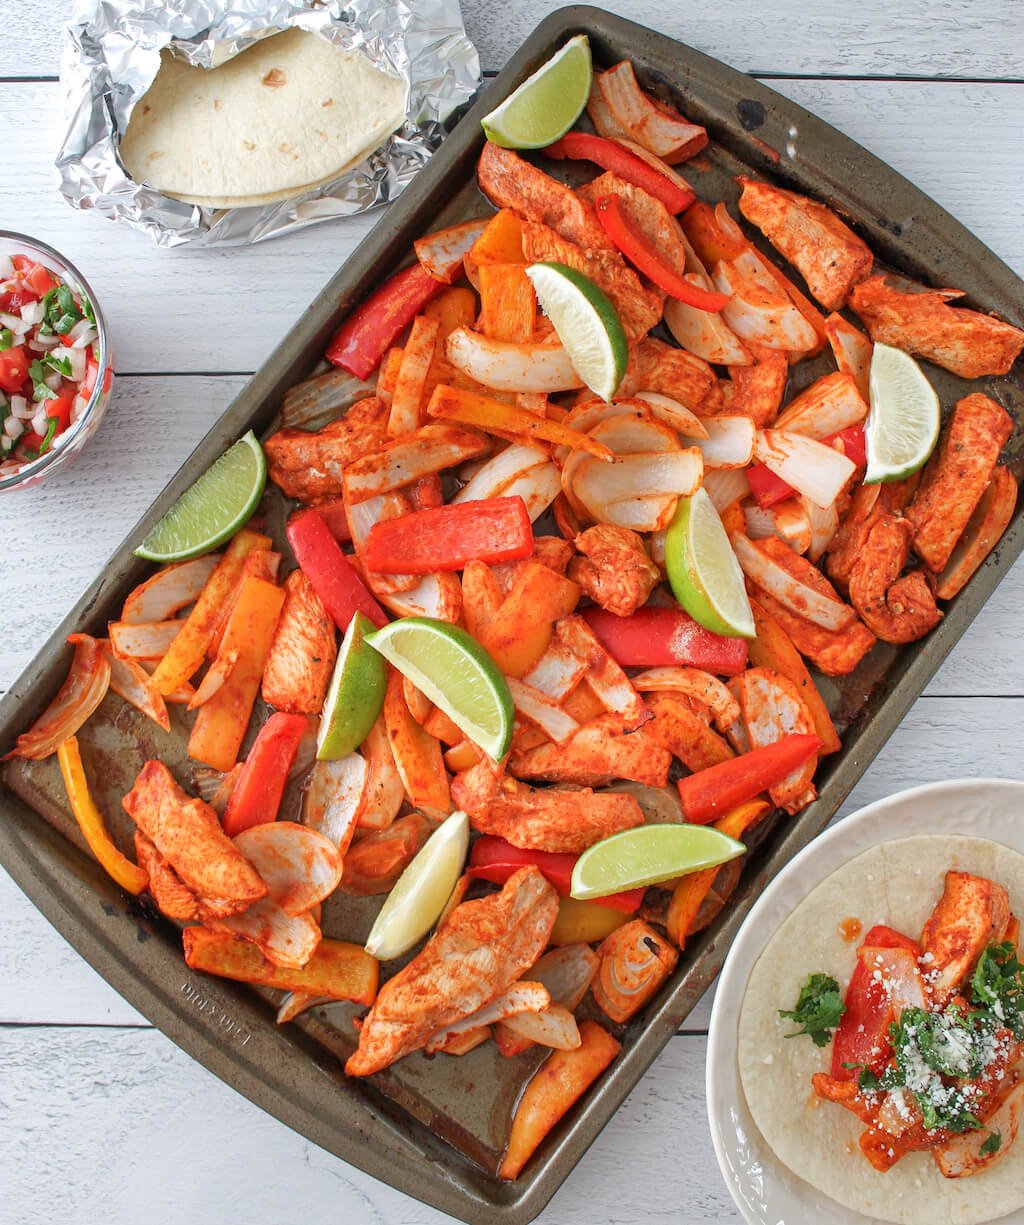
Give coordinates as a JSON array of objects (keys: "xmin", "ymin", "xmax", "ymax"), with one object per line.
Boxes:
[
  {"xmin": 28, "ymin": 332, "xmax": 60, "ymax": 351},
  {"xmin": 597, "ymin": 61, "xmax": 706, "ymax": 161},
  {"xmin": 355, "ymin": 721, "xmax": 405, "ymax": 830},
  {"xmin": 303, "ymin": 754, "xmax": 369, "ymax": 850},
  {"xmin": 19, "ymin": 300, "xmax": 44, "ymax": 326},
  {"xmin": 695, "ymin": 415, "xmax": 755, "ymax": 468},
  {"xmin": 43, "ymin": 371, "xmax": 62, "ymax": 393},
  {"xmin": 754, "ymin": 428, "xmax": 856, "ymax": 508},
  {"xmin": 208, "ymin": 899, "xmax": 321, "ymax": 970},
  {"xmin": 663, "ymin": 293, "xmax": 751, "ymax": 366},
  {"xmin": 378, "ymin": 570, "xmax": 461, "ymax": 622},
  {"xmin": 69, "ymin": 321, "xmax": 98, "ymax": 348},
  {"xmin": 747, "ymin": 500, "xmax": 811, "ymax": 555},
  {"xmin": 506, "ymin": 677, "xmax": 580, "ymax": 745},
  {"xmin": 276, "ymin": 991, "xmax": 334, "ymax": 1025},
  {"xmin": 743, "ymin": 504, "xmax": 777, "ymax": 541},
  {"xmin": 10, "ymin": 395, "xmax": 30, "ymax": 419},
  {"xmin": 825, "ymin": 315, "xmax": 873, "ymax": 403},
  {"xmin": 0, "ymin": 312, "xmax": 28, "ymax": 335},
  {"xmin": 730, "ymin": 532, "xmax": 855, "ymax": 631},
  {"xmin": 233, "ymin": 821, "xmax": 344, "ymax": 916},
  {"xmin": 556, "ymin": 616, "xmax": 647, "ymax": 726},
  {"xmin": 519, "ymin": 944, "xmax": 599, "ymax": 1011},
  {"xmin": 500, "ymin": 1003, "xmax": 581, "ymax": 1050},
  {"xmin": 493, "ymin": 461, "xmax": 561, "ymax": 522},
  {"xmin": 424, "ymin": 982, "xmax": 552, "ymax": 1053},
  {"xmin": 588, "ymin": 411, "xmax": 681, "ymax": 455},
  {"xmin": 414, "ymin": 217, "xmax": 489, "ymax": 284},
  {"xmin": 121, "ymin": 555, "xmax": 220, "ymax": 624},
  {"xmin": 801, "ymin": 494, "xmax": 840, "ymax": 562},
  {"xmin": 446, "ymin": 327, "xmax": 583, "ymax": 392},
  {"xmin": 346, "ymin": 491, "xmax": 417, "ymax": 595},
  {"xmin": 574, "ymin": 451, "xmax": 703, "ymax": 513},
  {"xmin": 343, "ymin": 423, "xmax": 485, "ymax": 505},
  {"xmin": 702, "ymin": 467, "xmax": 750, "ymax": 512},
  {"xmin": 187, "ymin": 649, "xmax": 238, "ymax": 710},
  {"xmin": 521, "ymin": 640, "xmax": 588, "ymax": 701},
  {"xmin": 774, "ymin": 372, "xmax": 868, "ymax": 440},
  {"xmin": 713, "ymin": 260, "xmax": 819, "ymax": 352},
  {"xmin": 454, "ymin": 441, "xmax": 549, "ymax": 503},
  {"xmin": 4, "ymin": 415, "xmax": 24, "ymax": 441},
  {"xmin": 632, "ymin": 391, "xmax": 709, "ymax": 438}
]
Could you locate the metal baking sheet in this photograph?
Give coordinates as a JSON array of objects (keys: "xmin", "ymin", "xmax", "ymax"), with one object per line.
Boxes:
[{"xmin": 2, "ymin": 7, "xmax": 1023, "ymax": 1223}]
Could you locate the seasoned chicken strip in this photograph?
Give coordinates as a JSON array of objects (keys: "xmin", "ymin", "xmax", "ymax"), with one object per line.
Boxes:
[
  {"xmin": 848, "ymin": 514, "xmax": 941, "ymax": 644},
  {"xmin": 509, "ymin": 713, "xmax": 671, "ymax": 787},
  {"xmin": 721, "ymin": 344, "xmax": 789, "ymax": 427},
  {"xmin": 826, "ymin": 476, "xmax": 920, "ymax": 592},
  {"xmin": 345, "ymin": 866, "xmax": 558, "ymax": 1076},
  {"xmin": 123, "ymin": 760, "xmax": 266, "ymax": 913},
  {"xmin": 264, "ymin": 396, "xmax": 389, "ymax": 502},
  {"xmin": 568, "ymin": 524, "xmax": 660, "ymax": 617},
  {"xmin": 728, "ymin": 667, "xmax": 817, "ymax": 813},
  {"xmin": 737, "ymin": 177, "xmax": 873, "ymax": 311},
  {"xmin": 477, "ymin": 141, "xmax": 616, "ymax": 254},
  {"xmin": 849, "ymin": 276, "xmax": 1024, "ymax": 378},
  {"xmin": 134, "ymin": 831, "xmax": 203, "ymax": 922},
  {"xmin": 578, "ymin": 171, "xmax": 688, "ymax": 269},
  {"xmin": 469, "ymin": 783, "xmax": 644, "ymax": 853},
  {"xmin": 920, "ymin": 871, "xmax": 1011, "ymax": 1005},
  {"xmin": 262, "ymin": 570, "xmax": 337, "ymax": 714},
  {"xmin": 520, "ymin": 219, "xmax": 663, "ymax": 342},
  {"xmin": 620, "ymin": 337, "xmax": 721, "ymax": 413},
  {"xmin": 904, "ymin": 393, "xmax": 1013, "ymax": 573}
]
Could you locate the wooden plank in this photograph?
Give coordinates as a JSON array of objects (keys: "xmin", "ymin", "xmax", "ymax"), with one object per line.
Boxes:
[{"xmin": 1, "ymin": 0, "xmax": 1017, "ymax": 80}]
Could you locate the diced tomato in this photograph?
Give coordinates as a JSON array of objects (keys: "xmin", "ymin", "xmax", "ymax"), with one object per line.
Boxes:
[
  {"xmin": 23, "ymin": 263, "xmax": 57, "ymax": 299},
  {"xmin": 47, "ymin": 391, "xmax": 75, "ymax": 432},
  {"xmin": 0, "ymin": 346, "xmax": 30, "ymax": 394}
]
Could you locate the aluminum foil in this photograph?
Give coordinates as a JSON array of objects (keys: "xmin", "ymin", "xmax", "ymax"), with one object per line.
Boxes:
[{"xmin": 57, "ymin": 0, "xmax": 481, "ymax": 247}]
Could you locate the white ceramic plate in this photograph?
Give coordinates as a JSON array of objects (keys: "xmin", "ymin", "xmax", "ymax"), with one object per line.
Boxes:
[{"xmin": 705, "ymin": 777, "xmax": 1024, "ymax": 1225}]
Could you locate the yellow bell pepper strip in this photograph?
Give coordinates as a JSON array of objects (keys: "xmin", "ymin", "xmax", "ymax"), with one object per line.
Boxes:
[
  {"xmin": 4, "ymin": 633, "xmax": 110, "ymax": 761},
  {"xmin": 478, "ymin": 264, "xmax": 536, "ymax": 343},
  {"xmin": 478, "ymin": 560, "xmax": 581, "ymax": 678},
  {"xmin": 183, "ymin": 927, "xmax": 379, "ymax": 1006},
  {"xmin": 187, "ymin": 575, "xmax": 286, "ymax": 772},
  {"xmin": 382, "ymin": 669, "xmax": 450, "ymax": 814},
  {"xmin": 666, "ymin": 797, "xmax": 771, "ymax": 947},
  {"xmin": 426, "ymin": 384, "xmax": 614, "ymax": 461},
  {"xmin": 56, "ymin": 736, "xmax": 148, "ymax": 894},
  {"xmin": 150, "ymin": 528, "xmax": 271, "ymax": 696},
  {"xmin": 499, "ymin": 1019, "xmax": 621, "ymax": 1180},
  {"xmin": 747, "ymin": 597, "xmax": 841, "ymax": 754},
  {"xmin": 548, "ymin": 896, "xmax": 628, "ymax": 946},
  {"xmin": 591, "ymin": 920, "xmax": 679, "ymax": 1024}
]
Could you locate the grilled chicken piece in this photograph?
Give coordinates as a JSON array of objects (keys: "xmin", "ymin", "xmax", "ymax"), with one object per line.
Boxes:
[
  {"xmin": 345, "ymin": 866, "xmax": 558, "ymax": 1076},
  {"xmin": 568, "ymin": 524, "xmax": 660, "ymax": 617},
  {"xmin": 468, "ymin": 782, "xmax": 644, "ymax": 853},
  {"xmin": 720, "ymin": 344, "xmax": 789, "ymax": 427},
  {"xmin": 848, "ymin": 514, "xmax": 942, "ymax": 644},
  {"xmin": 520, "ymin": 219, "xmax": 662, "ymax": 341},
  {"xmin": 621, "ymin": 337, "xmax": 721, "ymax": 413},
  {"xmin": 477, "ymin": 141, "xmax": 616, "ymax": 254},
  {"xmin": 123, "ymin": 761, "xmax": 266, "ymax": 914},
  {"xmin": 578, "ymin": 171, "xmax": 687, "ymax": 267},
  {"xmin": 905, "ymin": 394, "xmax": 1014, "ymax": 573},
  {"xmin": 920, "ymin": 871, "xmax": 1011, "ymax": 1004},
  {"xmin": 261, "ymin": 571, "xmax": 337, "ymax": 714},
  {"xmin": 849, "ymin": 276, "xmax": 1024, "ymax": 378},
  {"xmin": 134, "ymin": 831, "xmax": 204, "ymax": 922},
  {"xmin": 728, "ymin": 667, "xmax": 818, "ymax": 813},
  {"xmin": 264, "ymin": 396, "xmax": 390, "ymax": 502},
  {"xmin": 643, "ymin": 695, "xmax": 734, "ymax": 774},
  {"xmin": 826, "ymin": 477, "xmax": 920, "ymax": 592},
  {"xmin": 737, "ymin": 177, "xmax": 873, "ymax": 311},
  {"xmin": 509, "ymin": 713, "xmax": 671, "ymax": 787},
  {"xmin": 935, "ymin": 1079, "xmax": 1024, "ymax": 1178}
]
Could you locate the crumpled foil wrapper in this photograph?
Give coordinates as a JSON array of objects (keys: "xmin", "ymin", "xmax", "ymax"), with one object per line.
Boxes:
[{"xmin": 57, "ymin": 0, "xmax": 481, "ymax": 247}]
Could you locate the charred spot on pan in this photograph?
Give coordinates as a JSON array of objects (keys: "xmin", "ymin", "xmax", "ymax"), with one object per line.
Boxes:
[
  {"xmin": 737, "ymin": 99, "xmax": 766, "ymax": 131},
  {"xmin": 262, "ymin": 68, "xmax": 288, "ymax": 89},
  {"xmin": 876, "ymin": 217, "xmax": 904, "ymax": 236}
]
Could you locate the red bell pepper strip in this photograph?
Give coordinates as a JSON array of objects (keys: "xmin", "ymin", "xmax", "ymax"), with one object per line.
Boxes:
[
  {"xmin": 830, "ymin": 924, "xmax": 920, "ymax": 1082},
  {"xmin": 594, "ymin": 194, "xmax": 730, "ymax": 312},
  {"xmin": 544, "ymin": 133, "xmax": 695, "ymax": 214},
  {"xmin": 221, "ymin": 712, "xmax": 310, "ymax": 836},
  {"xmin": 286, "ymin": 508, "xmax": 388, "ymax": 630},
  {"xmin": 677, "ymin": 733, "xmax": 823, "ymax": 824},
  {"xmin": 0, "ymin": 346, "xmax": 30, "ymax": 394},
  {"xmin": 326, "ymin": 263, "xmax": 443, "ymax": 380},
  {"xmin": 582, "ymin": 606, "xmax": 748, "ymax": 676},
  {"xmin": 467, "ymin": 836, "xmax": 644, "ymax": 914},
  {"xmin": 748, "ymin": 425, "xmax": 867, "ymax": 509},
  {"xmin": 364, "ymin": 496, "xmax": 534, "ymax": 575}
]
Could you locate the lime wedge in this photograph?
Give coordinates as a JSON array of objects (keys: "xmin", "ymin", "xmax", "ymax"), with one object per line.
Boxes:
[
  {"xmin": 481, "ymin": 34, "xmax": 592, "ymax": 149},
  {"xmin": 526, "ymin": 262, "xmax": 628, "ymax": 401},
  {"xmin": 317, "ymin": 612, "xmax": 387, "ymax": 761},
  {"xmin": 365, "ymin": 811, "xmax": 470, "ymax": 960},
  {"xmin": 571, "ymin": 825, "xmax": 745, "ymax": 899},
  {"xmin": 366, "ymin": 617, "xmax": 513, "ymax": 760},
  {"xmin": 665, "ymin": 487, "xmax": 755, "ymax": 638},
  {"xmin": 865, "ymin": 341, "xmax": 941, "ymax": 483},
  {"xmin": 135, "ymin": 431, "xmax": 267, "ymax": 562}
]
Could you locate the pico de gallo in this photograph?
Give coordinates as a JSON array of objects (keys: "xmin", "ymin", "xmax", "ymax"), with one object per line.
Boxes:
[{"xmin": 0, "ymin": 252, "xmax": 102, "ymax": 473}]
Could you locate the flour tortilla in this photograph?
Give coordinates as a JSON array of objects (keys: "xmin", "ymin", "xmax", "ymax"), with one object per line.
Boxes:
[
  {"xmin": 737, "ymin": 835, "xmax": 1024, "ymax": 1225},
  {"xmin": 120, "ymin": 28, "xmax": 406, "ymax": 206}
]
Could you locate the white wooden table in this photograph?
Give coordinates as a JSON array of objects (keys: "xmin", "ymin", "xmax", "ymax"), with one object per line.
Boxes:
[{"xmin": 1, "ymin": 3, "xmax": 1022, "ymax": 1221}]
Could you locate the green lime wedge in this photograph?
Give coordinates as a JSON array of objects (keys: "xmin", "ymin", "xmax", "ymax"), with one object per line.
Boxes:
[
  {"xmin": 865, "ymin": 341, "xmax": 941, "ymax": 484},
  {"xmin": 365, "ymin": 811, "xmax": 470, "ymax": 960},
  {"xmin": 135, "ymin": 431, "xmax": 267, "ymax": 562},
  {"xmin": 526, "ymin": 262, "xmax": 628, "ymax": 401},
  {"xmin": 366, "ymin": 616, "xmax": 513, "ymax": 761},
  {"xmin": 665, "ymin": 487, "xmax": 755, "ymax": 638},
  {"xmin": 481, "ymin": 34, "xmax": 592, "ymax": 149},
  {"xmin": 317, "ymin": 612, "xmax": 387, "ymax": 761},
  {"xmin": 571, "ymin": 825, "xmax": 745, "ymax": 899}
]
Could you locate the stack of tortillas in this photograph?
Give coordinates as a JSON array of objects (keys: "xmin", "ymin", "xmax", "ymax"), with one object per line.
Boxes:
[{"xmin": 120, "ymin": 28, "xmax": 407, "ymax": 208}]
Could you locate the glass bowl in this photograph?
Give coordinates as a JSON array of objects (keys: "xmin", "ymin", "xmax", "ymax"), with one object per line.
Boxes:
[{"xmin": 0, "ymin": 232, "xmax": 114, "ymax": 492}]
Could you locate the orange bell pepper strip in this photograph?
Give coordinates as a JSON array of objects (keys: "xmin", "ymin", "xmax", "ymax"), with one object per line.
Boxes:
[
  {"xmin": 382, "ymin": 669, "xmax": 450, "ymax": 813},
  {"xmin": 221, "ymin": 711, "xmax": 310, "ymax": 836},
  {"xmin": 470, "ymin": 208, "xmax": 526, "ymax": 266},
  {"xmin": 183, "ymin": 927, "xmax": 379, "ymax": 1005},
  {"xmin": 461, "ymin": 559, "xmax": 504, "ymax": 640},
  {"xmin": 423, "ymin": 286, "xmax": 477, "ymax": 336},
  {"xmin": 747, "ymin": 597, "xmax": 840, "ymax": 754},
  {"xmin": 427, "ymin": 384, "xmax": 614, "ymax": 461},
  {"xmin": 188, "ymin": 575, "xmax": 286, "ymax": 772},
  {"xmin": 150, "ymin": 528, "xmax": 271, "ymax": 696},
  {"xmin": 478, "ymin": 264, "xmax": 537, "ymax": 342},
  {"xmin": 499, "ymin": 1019, "xmax": 621, "ymax": 1180},
  {"xmin": 57, "ymin": 736, "xmax": 149, "ymax": 894},
  {"xmin": 477, "ymin": 561, "xmax": 581, "ymax": 677},
  {"xmin": 677, "ymin": 733, "xmax": 822, "ymax": 825}
]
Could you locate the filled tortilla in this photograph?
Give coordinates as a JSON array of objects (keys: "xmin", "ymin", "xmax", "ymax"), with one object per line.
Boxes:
[
  {"xmin": 737, "ymin": 835, "xmax": 1024, "ymax": 1225},
  {"xmin": 119, "ymin": 28, "xmax": 406, "ymax": 206}
]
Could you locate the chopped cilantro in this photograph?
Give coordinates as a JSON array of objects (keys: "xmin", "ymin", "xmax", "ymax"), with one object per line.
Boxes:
[
  {"xmin": 971, "ymin": 942, "xmax": 1023, "ymax": 1039},
  {"xmin": 0, "ymin": 327, "xmax": 12, "ymax": 351},
  {"xmin": 28, "ymin": 359, "xmax": 58, "ymax": 402},
  {"xmin": 980, "ymin": 1130, "xmax": 1002, "ymax": 1156},
  {"xmin": 81, "ymin": 293, "xmax": 95, "ymax": 325},
  {"xmin": 42, "ymin": 350, "xmax": 72, "ymax": 379},
  {"xmin": 779, "ymin": 973, "xmax": 845, "ymax": 1047},
  {"xmin": 39, "ymin": 283, "xmax": 84, "ymax": 337}
]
